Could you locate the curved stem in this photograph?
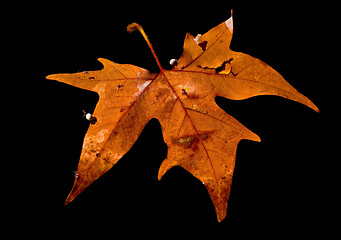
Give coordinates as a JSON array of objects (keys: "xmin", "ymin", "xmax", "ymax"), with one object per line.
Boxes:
[{"xmin": 127, "ymin": 23, "xmax": 163, "ymax": 71}]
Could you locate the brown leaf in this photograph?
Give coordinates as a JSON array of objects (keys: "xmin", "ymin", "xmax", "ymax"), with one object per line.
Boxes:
[{"xmin": 46, "ymin": 14, "xmax": 318, "ymax": 222}]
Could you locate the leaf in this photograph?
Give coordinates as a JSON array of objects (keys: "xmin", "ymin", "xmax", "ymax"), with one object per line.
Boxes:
[{"xmin": 46, "ymin": 15, "xmax": 318, "ymax": 222}]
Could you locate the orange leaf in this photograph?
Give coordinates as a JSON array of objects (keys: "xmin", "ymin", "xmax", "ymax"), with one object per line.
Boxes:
[{"xmin": 46, "ymin": 14, "xmax": 318, "ymax": 222}]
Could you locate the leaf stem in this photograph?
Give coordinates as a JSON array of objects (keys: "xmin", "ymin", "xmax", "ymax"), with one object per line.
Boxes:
[{"xmin": 127, "ymin": 23, "xmax": 163, "ymax": 71}]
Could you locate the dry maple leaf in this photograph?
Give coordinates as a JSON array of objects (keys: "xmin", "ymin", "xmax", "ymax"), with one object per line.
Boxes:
[{"xmin": 46, "ymin": 14, "xmax": 319, "ymax": 222}]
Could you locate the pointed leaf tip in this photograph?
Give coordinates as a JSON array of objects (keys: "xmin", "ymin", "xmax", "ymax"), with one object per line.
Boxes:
[
  {"xmin": 46, "ymin": 73, "xmax": 66, "ymax": 83},
  {"xmin": 45, "ymin": 74, "xmax": 55, "ymax": 80},
  {"xmin": 312, "ymin": 103, "xmax": 320, "ymax": 113},
  {"xmin": 225, "ymin": 15, "xmax": 233, "ymax": 33},
  {"xmin": 65, "ymin": 189, "xmax": 76, "ymax": 206},
  {"xmin": 252, "ymin": 133, "xmax": 261, "ymax": 143}
]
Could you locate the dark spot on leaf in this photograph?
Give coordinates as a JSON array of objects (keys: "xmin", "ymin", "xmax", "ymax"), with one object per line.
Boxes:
[
  {"xmin": 200, "ymin": 134, "xmax": 208, "ymax": 140},
  {"xmin": 198, "ymin": 41, "xmax": 208, "ymax": 51},
  {"xmin": 215, "ymin": 61, "xmax": 230, "ymax": 74},
  {"xmin": 182, "ymin": 88, "xmax": 189, "ymax": 97},
  {"xmin": 89, "ymin": 116, "xmax": 97, "ymax": 124},
  {"xmin": 174, "ymin": 136, "xmax": 198, "ymax": 149}
]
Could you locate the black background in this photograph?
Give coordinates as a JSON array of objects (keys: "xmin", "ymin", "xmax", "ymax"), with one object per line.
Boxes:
[{"xmin": 12, "ymin": 1, "xmax": 333, "ymax": 238}]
